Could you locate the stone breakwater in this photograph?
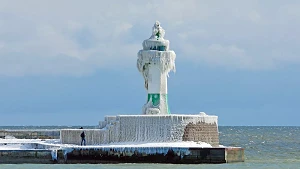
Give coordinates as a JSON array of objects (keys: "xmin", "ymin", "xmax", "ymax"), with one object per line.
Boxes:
[{"xmin": 0, "ymin": 130, "xmax": 60, "ymax": 139}]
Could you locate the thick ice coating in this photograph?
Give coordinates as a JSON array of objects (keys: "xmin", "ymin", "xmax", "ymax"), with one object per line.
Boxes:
[{"xmin": 137, "ymin": 21, "xmax": 176, "ymax": 115}]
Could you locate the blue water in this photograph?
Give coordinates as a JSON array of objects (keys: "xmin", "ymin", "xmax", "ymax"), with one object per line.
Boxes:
[{"xmin": 1, "ymin": 126, "xmax": 299, "ymax": 169}]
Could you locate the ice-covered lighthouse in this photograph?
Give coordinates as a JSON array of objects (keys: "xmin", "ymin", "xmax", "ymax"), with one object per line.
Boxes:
[
  {"xmin": 61, "ymin": 21, "xmax": 221, "ymax": 147},
  {"xmin": 137, "ymin": 21, "xmax": 176, "ymax": 115},
  {"xmin": 59, "ymin": 21, "xmax": 244, "ymax": 163}
]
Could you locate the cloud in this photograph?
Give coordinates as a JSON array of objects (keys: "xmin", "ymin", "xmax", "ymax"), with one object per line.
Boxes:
[
  {"xmin": 180, "ymin": 43, "xmax": 264, "ymax": 70},
  {"xmin": 0, "ymin": 6, "xmax": 140, "ymax": 76},
  {"xmin": 0, "ymin": 0, "xmax": 300, "ymax": 76},
  {"xmin": 248, "ymin": 11, "xmax": 261, "ymax": 23}
]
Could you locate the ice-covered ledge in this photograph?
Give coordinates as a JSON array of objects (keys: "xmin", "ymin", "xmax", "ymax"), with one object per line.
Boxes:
[
  {"xmin": 143, "ymin": 39, "xmax": 170, "ymax": 51},
  {"xmin": 61, "ymin": 113, "xmax": 219, "ymax": 147}
]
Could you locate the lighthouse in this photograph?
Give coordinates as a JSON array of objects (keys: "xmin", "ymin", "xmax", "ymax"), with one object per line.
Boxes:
[{"xmin": 137, "ymin": 21, "xmax": 176, "ymax": 115}]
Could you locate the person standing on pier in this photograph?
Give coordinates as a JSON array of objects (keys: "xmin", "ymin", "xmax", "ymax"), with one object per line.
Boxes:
[{"xmin": 80, "ymin": 127, "xmax": 86, "ymax": 146}]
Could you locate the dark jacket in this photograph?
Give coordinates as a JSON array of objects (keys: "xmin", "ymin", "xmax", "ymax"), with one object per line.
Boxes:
[{"xmin": 80, "ymin": 131, "xmax": 85, "ymax": 138}]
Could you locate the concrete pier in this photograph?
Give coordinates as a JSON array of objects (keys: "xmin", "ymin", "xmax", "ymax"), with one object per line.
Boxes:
[
  {"xmin": 63, "ymin": 147, "xmax": 244, "ymax": 164},
  {"xmin": 0, "ymin": 143, "xmax": 244, "ymax": 164},
  {"xmin": 0, "ymin": 150, "xmax": 55, "ymax": 164}
]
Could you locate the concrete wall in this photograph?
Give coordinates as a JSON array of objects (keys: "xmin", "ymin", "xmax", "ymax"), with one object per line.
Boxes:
[
  {"xmin": 61, "ymin": 114, "xmax": 219, "ymax": 146},
  {"xmin": 225, "ymin": 147, "xmax": 245, "ymax": 163},
  {"xmin": 60, "ymin": 129, "xmax": 106, "ymax": 145},
  {"xmin": 117, "ymin": 115, "xmax": 218, "ymax": 144},
  {"xmin": 182, "ymin": 122, "xmax": 219, "ymax": 146}
]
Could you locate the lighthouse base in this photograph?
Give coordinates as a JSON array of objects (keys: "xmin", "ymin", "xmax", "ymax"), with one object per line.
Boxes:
[{"xmin": 61, "ymin": 113, "xmax": 219, "ymax": 147}]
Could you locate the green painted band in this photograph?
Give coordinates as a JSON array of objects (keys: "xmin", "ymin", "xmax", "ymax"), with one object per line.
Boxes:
[{"xmin": 147, "ymin": 93, "xmax": 170, "ymax": 114}]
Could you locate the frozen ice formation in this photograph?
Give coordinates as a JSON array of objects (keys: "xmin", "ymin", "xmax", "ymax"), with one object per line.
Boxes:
[
  {"xmin": 150, "ymin": 21, "xmax": 165, "ymax": 39},
  {"xmin": 61, "ymin": 114, "xmax": 219, "ymax": 146},
  {"xmin": 137, "ymin": 21, "xmax": 176, "ymax": 115}
]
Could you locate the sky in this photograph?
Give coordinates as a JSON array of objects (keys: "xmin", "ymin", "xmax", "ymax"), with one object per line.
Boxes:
[{"xmin": 0, "ymin": 0, "xmax": 300, "ymax": 126}]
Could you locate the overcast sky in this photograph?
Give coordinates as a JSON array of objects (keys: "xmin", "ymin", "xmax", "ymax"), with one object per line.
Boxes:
[{"xmin": 0, "ymin": 0, "xmax": 300, "ymax": 126}]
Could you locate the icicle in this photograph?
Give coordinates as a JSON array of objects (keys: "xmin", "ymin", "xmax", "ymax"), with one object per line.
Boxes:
[
  {"xmin": 62, "ymin": 148, "xmax": 74, "ymax": 161},
  {"xmin": 51, "ymin": 149, "xmax": 58, "ymax": 161},
  {"xmin": 137, "ymin": 50, "xmax": 176, "ymax": 75}
]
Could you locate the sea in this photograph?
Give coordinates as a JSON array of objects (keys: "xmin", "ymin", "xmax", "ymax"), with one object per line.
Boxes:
[{"xmin": 0, "ymin": 126, "xmax": 299, "ymax": 169}]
